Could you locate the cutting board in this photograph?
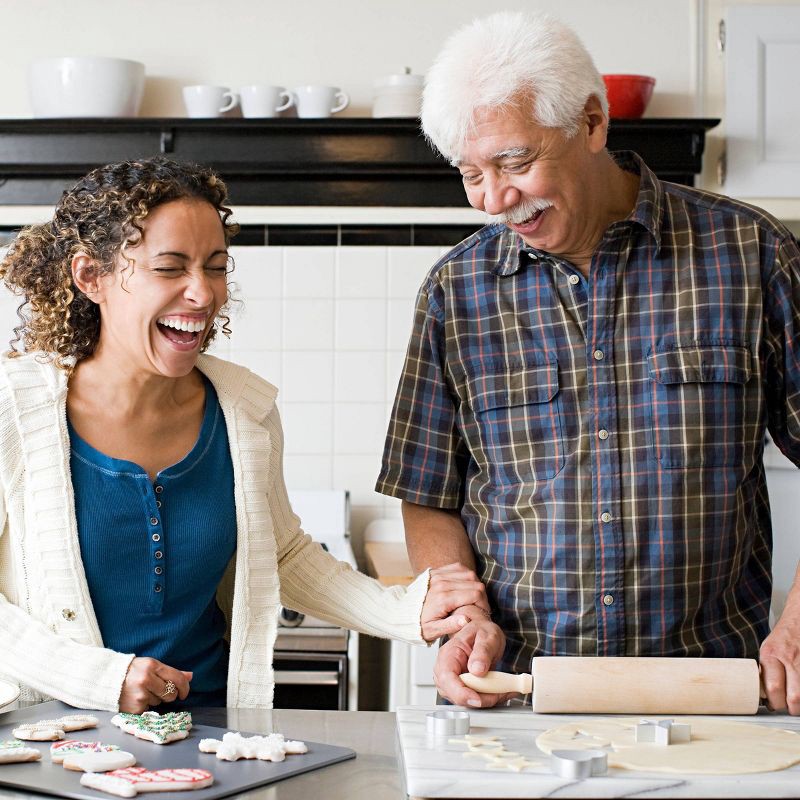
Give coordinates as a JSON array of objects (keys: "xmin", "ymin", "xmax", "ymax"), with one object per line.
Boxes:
[
  {"xmin": 0, "ymin": 701, "xmax": 354, "ymax": 800},
  {"xmin": 395, "ymin": 705, "xmax": 800, "ymax": 798}
]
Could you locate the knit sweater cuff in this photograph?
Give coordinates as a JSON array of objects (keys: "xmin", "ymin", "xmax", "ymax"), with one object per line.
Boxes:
[{"xmin": 398, "ymin": 567, "xmax": 431, "ymax": 644}]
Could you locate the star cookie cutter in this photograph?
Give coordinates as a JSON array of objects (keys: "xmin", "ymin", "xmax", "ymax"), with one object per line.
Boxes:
[
  {"xmin": 426, "ymin": 710, "xmax": 470, "ymax": 737},
  {"xmin": 550, "ymin": 749, "xmax": 608, "ymax": 780},
  {"xmin": 635, "ymin": 718, "xmax": 691, "ymax": 746}
]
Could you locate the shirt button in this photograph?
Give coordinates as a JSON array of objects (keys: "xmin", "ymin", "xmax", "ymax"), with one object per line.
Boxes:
[
  {"xmin": 568, "ymin": 274, "xmax": 580, "ymax": 285},
  {"xmin": 152, "ymin": 533, "xmax": 161, "ymax": 542},
  {"xmin": 150, "ymin": 517, "xmax": 159, "ymax": 526},
  {"xmin": 62, "ymin": 608, "xmax": 76, "ymax": 621},
  {"xmin": 155, "ymin": 550, "xmax": 163, "ymax": 559},
  {"xmin": 155, "ymin": 485, "xmax": 164, "ymax": 494},
  {"xmin": 154, "ymin": 566, "xmax": 163, "ymax": 575},
  {"xmin": 154, "ymin": 585, "xmax": 162, "ymax": 593},
  {"xmin": 156, "ymin": 500, "xmax": 162, "ymax": 508},
  {"xmin": 601, "ymin": 512, "xmax": 612, "ymax": 523},
  {"xmin": 593, "ymin": 349, "xmax": 605, "ymax": 361},
  {"xmin": 598, "ymin": 429, "xmax": 609, "ymax": 440},
  {"xmin": 603, "ymin": 594, "xmax": 614, "ymax": 606}
]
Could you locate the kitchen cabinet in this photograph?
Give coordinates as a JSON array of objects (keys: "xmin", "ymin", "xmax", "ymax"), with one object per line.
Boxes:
[
  {"xmin": 725, "ymin": 4, "xmax": 800, "ymax": 197},
  {"xmin": 0, "ymin": 117, "xmax": 718, "ymax": 206}
]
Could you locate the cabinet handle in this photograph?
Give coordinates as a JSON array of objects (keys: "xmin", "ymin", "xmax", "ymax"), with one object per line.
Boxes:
[{"xmin": 273, "ymin": 670, "xmax": 339, "ymax": 686}]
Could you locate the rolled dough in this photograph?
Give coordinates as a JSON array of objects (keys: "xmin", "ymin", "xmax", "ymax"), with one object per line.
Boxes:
[{"xmin": 535, "ymin": 717, "xmax": 800, "ymax": 775}]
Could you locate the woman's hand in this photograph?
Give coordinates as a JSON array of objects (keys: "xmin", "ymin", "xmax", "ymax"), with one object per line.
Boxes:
[
  {"xmin": 119, "ymin": 657, "xmax": 192, "ymax": 713},
  {"xmin": 420, "ymin": 563, "xmax": 490, "ymax": 642}
]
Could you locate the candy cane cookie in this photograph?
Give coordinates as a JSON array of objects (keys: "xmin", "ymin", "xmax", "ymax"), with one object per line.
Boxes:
[{"xmin": 80, "ymin": 767, "xmax": 213, "ymax": 797}]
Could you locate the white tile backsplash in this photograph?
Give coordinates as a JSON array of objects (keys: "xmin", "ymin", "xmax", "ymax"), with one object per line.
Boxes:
[
  {"xmin": 230, "ymin": 297, "xmax": 281, "ymax": 350},
  {"xmin": 282, "ymin": 298, "xmax": 334, "ymax": 350},
  {"xmin": 281, "ymin": 350, "xmax": 334, "ymax": 402},
  {"xmin": 387, "ymin": 297, "xmax": 418, "ymax": 351},
  {"xmin": 283, "ymin": 247, "xmax": 336, "ymax": 297},
  {"xmin": 231, "ymin": 246, "xmax": 283, "ymax": 298},
  {"xmin": 336, "ymin": 247, "xmax": 387, "ymax": 298},
  {"xmin": 388, "ymin": 247, "xmax": 439, "ymax": 298},
  {"xmin": 335, "ymin": 351, "xmax": 386, "ymax": 403},
  {"xmin": 282, "ymin": 402, "xmax": 334, "ymax": 454},
  {"xmin": 334, "ymin": 403, "xmax": 389, "ymax": 455},
  {"xmin": 335, "ymin": 299, "xmax": 387, "ymax": 351}
]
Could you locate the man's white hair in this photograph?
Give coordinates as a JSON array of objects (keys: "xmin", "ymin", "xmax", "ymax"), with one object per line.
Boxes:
[{"xmin": 421, "ymin": 11, "xmax": 608, "ymax": 162}]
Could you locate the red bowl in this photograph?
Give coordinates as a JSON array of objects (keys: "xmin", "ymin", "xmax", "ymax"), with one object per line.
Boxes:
[{"xmin": 602, "ymin": 74, "xmax": 656, "ymax": 119}]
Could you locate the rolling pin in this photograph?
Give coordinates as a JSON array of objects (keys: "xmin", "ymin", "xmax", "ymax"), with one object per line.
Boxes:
[{"xmin": 460, "ymin": 657, "xmax": 761, "ymax": 714}]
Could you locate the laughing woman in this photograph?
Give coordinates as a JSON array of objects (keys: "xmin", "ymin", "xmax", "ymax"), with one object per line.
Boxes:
[{"xmin": 0, "ymin": 157, "xmax": 487, "ymax": 712}]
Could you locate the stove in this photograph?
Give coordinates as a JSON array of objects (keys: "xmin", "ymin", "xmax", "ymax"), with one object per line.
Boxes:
[{"xmin": 275, "ymin": 490, "xmax": 359, "ymax": 710}]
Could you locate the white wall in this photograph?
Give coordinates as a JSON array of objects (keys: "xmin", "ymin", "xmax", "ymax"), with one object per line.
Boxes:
[{"xmin": 3, "ymin": 0, "xmax": 696, "ymax": 118}]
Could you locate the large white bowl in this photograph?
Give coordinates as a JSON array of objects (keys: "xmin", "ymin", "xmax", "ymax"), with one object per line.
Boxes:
[{"xmin": 28, "ymin": 56, "xmax": 145, "ymax": 118}]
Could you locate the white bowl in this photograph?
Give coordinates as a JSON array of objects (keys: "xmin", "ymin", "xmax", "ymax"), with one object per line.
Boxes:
[{"xmin": 28, "ymin": 56, "xmax": 145, "ymax": 118}]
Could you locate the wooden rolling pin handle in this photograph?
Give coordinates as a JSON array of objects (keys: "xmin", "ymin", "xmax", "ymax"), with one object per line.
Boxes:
[{"xmin": 459, "ymin": 670, "xmax": 532, "ymax": 695}]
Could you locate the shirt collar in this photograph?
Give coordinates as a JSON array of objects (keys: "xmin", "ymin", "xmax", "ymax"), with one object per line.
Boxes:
[{"xmin": 491, "ymin": 150, "xmax": 665, "ymax": 277}]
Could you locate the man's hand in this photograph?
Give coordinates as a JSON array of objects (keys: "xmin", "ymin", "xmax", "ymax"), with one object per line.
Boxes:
[
  {"xmin": 760, "ymin": 613, "xmax": 800, "ymax": 715},
  {"xmin": 433, "ymin": 618, "xmax": 513, "ymax": 707},
  {"xmin": 420, "ymin": 563, "xmax": 489, "ymax": 642},
  {"xmin": 119, "ymin": 657, "xmax": 192, "ymax": 713}
]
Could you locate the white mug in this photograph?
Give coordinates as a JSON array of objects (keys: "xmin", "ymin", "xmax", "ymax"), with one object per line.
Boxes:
[
  {"xmin": 240, "ymin": 85, "xmax": 293, "ymax": 118},
  {"xmin": 292, "ymin": 85, "xmax": 349, "ymax": 118},
  {"xmin": 182, "ymin": 85, "xmax": 238, "ymax": 118}
]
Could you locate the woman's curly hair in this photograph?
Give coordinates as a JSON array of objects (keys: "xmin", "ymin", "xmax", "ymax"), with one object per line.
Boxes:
[{"xmin": 0, "ymin": 156, "xmax": 239, "ymax": 370}]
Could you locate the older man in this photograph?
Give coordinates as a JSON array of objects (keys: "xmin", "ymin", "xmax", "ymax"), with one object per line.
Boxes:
[{"xmin": 375, "ymin": 11, "xmax": 800, "ymax": 713}]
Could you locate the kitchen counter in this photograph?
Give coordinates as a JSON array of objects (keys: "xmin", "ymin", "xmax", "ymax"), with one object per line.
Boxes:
[
  {"xmin": 397, "ymin": 705, "xmax": 800, "ymax": 798},
  {"xmin": 364, "ymin": 542, "xmax": 414, "ymax": 587},
  {"xmin": 0, "ymin": 706, "xmax": 403, "ymax": 800}
]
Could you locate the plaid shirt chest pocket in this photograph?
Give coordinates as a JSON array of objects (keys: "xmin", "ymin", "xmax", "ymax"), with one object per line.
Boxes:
[
  {"xmin": 647, "ymin": 343, "xmax": 754, "ymax": 469},
  {"xmin": 460, "ymin": 354, "xmax": 565, "ymax": 481}
]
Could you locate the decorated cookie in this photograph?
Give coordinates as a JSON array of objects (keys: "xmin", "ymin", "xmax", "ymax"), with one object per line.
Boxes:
[
  {"xmin": 50, "ymin": 740, "xmax": 121, "ymax": 763},
  {"xmin": 198, "ymin": 731, "xmax": 308, "ymax": 762},
  {"xmin": 12, "ymin": 724, "xmax": 65, "ymax": 741},
  {"xmin": 0, "ymin": 740, "xmax": 41, "ymax": 764},
  {"xmin": 53, "ymin": 715, "xmax": 99, "ymax": 732},
  {"xmin": 13, "ymin": 714, "xmax": 98, "ymax": 741},
  {"xmin": 80, "ymin": 767, "xmax": 213, "ymax": 797},
  {"xmin": 63, "ymin": 750, "xmax": 137, "ymax": 773},
  {"xmin": 110, "ymin": 711, "xmax": 192, "ymax": 745}
]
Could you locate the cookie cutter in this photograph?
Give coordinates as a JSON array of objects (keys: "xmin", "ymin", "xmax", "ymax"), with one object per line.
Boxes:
[
  {"xmin": 550, "ymin": 749, "xmax": 608, "ymax": 780},
  {"xmin": 635, "ymin": 718, "xmax": 691, "ymax": 746},
  {"xmin": 426, "ymin": 710, "xmax": 470, "ymax": 737}
]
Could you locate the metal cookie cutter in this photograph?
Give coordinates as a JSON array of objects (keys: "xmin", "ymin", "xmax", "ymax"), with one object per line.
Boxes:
[
  {"xmin": 550, "ymin": 749, "xmax": 608, "ymax": 780},
  {"xmin": 426, "ymin": 710, "xmax": 470, "ymax": 737},
  {"xmin": 635, "ymin": 719, "xmax": 691, "ymax": 746}
]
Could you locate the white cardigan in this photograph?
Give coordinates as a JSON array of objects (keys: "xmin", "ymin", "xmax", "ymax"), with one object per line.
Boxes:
[{"xmin": 0, "ymin": 353, "xmax": 429, "ymax": 710}]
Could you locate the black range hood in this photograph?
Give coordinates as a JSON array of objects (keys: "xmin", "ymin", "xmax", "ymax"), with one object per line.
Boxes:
[{"xmin": 0, "ymin": 117, "xmax": 719, "ymax": 207}]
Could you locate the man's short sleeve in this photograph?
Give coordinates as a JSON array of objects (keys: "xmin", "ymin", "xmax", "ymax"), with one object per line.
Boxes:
[
  {"xmin": 376, "ymin": 281, "xmax": 466, "ymax": 508},
  {"xmin": 764, "ymin": 235, "xmax": 800, "ymax": 466}
]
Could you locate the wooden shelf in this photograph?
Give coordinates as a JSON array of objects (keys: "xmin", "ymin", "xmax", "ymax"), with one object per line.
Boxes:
[{"xmin": 0, "ymin": 117, "xmax": 719, "ymax": 206}]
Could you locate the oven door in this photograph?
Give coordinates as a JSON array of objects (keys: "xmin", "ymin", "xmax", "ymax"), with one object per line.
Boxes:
[{"xmin": 273, "ymin": 651, "xmax": 349, "ymax": 710}]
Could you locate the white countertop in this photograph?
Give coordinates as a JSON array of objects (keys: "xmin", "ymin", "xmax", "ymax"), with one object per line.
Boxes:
[{"xmin": 396, "ymin": 705, "xmax": 800, "ymax": 798}]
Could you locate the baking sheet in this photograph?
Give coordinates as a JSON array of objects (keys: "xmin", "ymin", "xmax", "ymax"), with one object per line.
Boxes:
[{"xmin": 0, "ymin": 701, "xmax": 355, "ymax": 800}]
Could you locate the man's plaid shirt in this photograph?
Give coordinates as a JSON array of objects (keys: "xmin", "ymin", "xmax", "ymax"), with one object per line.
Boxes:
[{"xmin": 376, "ymin": 153, "xmax": 800, "ymax": 674}]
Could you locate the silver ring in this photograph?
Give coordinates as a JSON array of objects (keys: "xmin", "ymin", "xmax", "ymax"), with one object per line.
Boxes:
[
  {"xmin": 426, "ymin": 710, "xmax": 470, "ymax": 736},
  {"xmin": 159, "ymin": 680, "xmax": 177, "ymax": 698}
]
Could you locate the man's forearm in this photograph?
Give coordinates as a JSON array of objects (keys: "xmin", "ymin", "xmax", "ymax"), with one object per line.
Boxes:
[{"xmin": 402, "ymin": 499, "xmax": 476, "ymax": 574}]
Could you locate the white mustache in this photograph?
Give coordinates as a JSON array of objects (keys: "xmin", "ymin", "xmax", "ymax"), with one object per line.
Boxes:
[{"xmin": 487, "ymin": 197, "xmax": 552, "ymax": 225}]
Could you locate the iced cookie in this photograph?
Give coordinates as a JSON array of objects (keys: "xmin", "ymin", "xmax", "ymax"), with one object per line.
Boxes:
[
  {"xmin": 14, "ymin": 714, "xmax": 99, "ymax": 741},
  {"xmin": 51, "ymin": 740, "xmax": 121, "ymax": 763},
  {"xmin": 80, "ymin": 767, "xmax": 213, "ymax": 797},
  {"xmin": 198, "ymin": 731, "xmax": 308, "ymax": 762},
  {"xmin": 12, "ymin": 724, "xmax": 64, "ymax": 741},
  {"xmin": 0, "ymin": 740, "xmax": 41, "ymax": 764},
  {"xmin": 110, "ymin": 711, "xmax": 192, "ymax": 745},
  {"xmin": 63, "ymin": 751, "xmax": 137, "ymax": 773}
]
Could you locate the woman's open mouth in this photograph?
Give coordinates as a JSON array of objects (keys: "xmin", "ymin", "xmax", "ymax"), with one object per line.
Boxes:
[{"xmin": 156, "ymin": 315, "xmax": 207, "ymax": 351}]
